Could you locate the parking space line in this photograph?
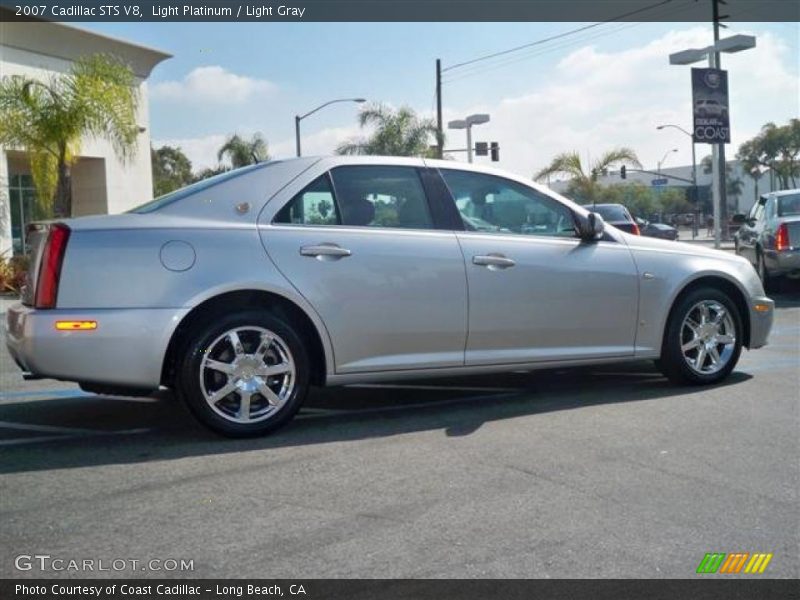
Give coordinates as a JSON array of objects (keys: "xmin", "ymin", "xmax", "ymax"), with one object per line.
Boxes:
[
  {"xmin": 0, "ymin": 420, "xmax": 153, "ymax": 436},
  {"xmin": 350, "ymin": 383, "xmax": 522, "ymax": 393},
  {"xmin": 0, "ymin": 435, "xmax": 82, "ymax": 446},
  {"xmin": 296, "ymin": 391, "xmax": 520, "ymax": 419},
  {"xmin": 0, "ymin": 388, "xmax": 91, "ymax": 400}
]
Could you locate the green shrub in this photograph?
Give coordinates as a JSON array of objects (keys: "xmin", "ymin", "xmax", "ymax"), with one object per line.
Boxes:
[{"xmin": 0, "ymin": 253, "xmax": 29, "ymax": 295}]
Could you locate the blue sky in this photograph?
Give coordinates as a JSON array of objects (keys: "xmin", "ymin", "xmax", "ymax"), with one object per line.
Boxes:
[{"xmin": 81, "ymin": 21, "xmax": 799, "ymax": 177}]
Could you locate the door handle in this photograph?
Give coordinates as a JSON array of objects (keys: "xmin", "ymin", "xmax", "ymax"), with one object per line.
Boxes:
[
  {"xmin": 300, "ymin": 243, "xmax": 352, "ymax": 260},
  {"xmin": 472, "ymin": 254, "xmax": 515, "ymax": 270}
]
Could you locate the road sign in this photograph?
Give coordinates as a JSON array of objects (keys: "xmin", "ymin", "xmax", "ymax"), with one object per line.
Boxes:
[
  {"xmin": 651, "ymin": 178, "xmax": 669, "ymax": 186},
  {"xmin": 474, "ymin": 142, "xmax": 488, "ymax": 156},
  {"xmin": 692, "ymin": 68, "xmax": 730, "ymax": 144}
]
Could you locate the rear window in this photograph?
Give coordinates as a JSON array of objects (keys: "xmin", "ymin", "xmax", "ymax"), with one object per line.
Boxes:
[
  {"xmin": 777, "ymin": 193, "xmax": 800, "ymax": 217},
  {"xmin": 129, "ymin": 162, "xmax": 278, "ymax": 214},
  {"xmin": 589, "ymin": 205, "xmax": 630, "ymax": 222}
]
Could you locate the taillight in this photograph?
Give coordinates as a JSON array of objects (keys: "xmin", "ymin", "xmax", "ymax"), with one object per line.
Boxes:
[
  {"xmin": 631, "ymin": 222, "xmax": 641, "ymax": 235},
  {"xmin": 775, "ymin": 223, "xmax": 789, "ymax": 251},
  {"xmin": 34, "ymin": 223, "xmax": 70, "ymax": 309}
]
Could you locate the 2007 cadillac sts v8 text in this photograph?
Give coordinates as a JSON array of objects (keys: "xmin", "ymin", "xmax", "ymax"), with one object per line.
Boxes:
[{"xmin": 5, "ymin": 157, "xmax": 774, "ymax": 436}]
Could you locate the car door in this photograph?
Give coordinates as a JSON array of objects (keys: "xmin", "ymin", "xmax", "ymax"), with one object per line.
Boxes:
[
  {"xmin": 437, "ymin": 168, "xmax": 639, "ymax": 366},
  {"xmin": 739, "ymin": 196, "xmax": 766, "ymax": 264},
  {"xmin": 259, "ymin": 161, "xmax": 468, "ymax": 374}
]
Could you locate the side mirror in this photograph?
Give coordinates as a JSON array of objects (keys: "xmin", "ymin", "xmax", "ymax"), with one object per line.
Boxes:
[
  {"xmin": 579, "ymin": 212, "xmax": 605, "ymax": 240},
  {"xmin": 731, "ymin": 213, "xmax": 747, "ymax": 224}
]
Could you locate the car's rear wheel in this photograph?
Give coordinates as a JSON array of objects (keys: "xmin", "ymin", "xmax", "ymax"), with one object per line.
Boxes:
[
  {"xmin": 658, "ymin": 287, "xmax": 742, "ymax": 385},
  {"xmin": 756, "ymin": 250, "xmax": 779, "ymax": 293},
  {"xmin": 176, "ymin": 310, "xmax": 309, "ymax": 437}
]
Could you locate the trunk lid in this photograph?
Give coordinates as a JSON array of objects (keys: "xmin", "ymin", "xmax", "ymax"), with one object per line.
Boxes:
[{"xmin": 780, "ymin": 216, "xmax": 800, "ymax": 248}]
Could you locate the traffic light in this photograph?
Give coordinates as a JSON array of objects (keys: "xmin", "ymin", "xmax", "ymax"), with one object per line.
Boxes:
[
  {"xmin": 620, "ymin": 165, "xmax": 626, "ymax": 179},
  {"xmin": 490, "ymin": 142, "xmax": 499, "ymax": 162}
]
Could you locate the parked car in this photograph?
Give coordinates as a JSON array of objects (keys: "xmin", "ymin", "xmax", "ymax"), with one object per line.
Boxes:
[
  {"xmin": 642, "ymin": 222, "xmax": 679, "ymax": 241},
  {"xmin": 6, "ymin": 157, "xmax": 774, "ymax": 437},
  {"xmin": 695, "ymin": 99, "xmax": 728, "ymax": 118},
  {"xmin": 734, "ymin": 189, "xmax": 800, "ymax": 291},
  {"xmin": 583, "ymin": 203, "xmax": 640, "ymax": 235}
]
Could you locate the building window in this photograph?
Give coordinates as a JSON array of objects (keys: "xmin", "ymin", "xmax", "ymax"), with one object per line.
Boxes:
[{"xmin": 8, "ymin": 174, "xmax": 37, "ymax": 256}]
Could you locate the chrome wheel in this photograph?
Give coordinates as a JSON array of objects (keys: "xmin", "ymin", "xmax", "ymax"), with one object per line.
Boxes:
[
  {"xmin": 199, "ymin": 326, "xmax": 295, "ymax": 423},
  {"xmin": 680, "ymin": 300, "xmax": 736, "ymax": 375}
]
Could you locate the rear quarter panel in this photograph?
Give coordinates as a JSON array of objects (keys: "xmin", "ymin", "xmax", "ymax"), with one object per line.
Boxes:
[{"xmin": 56, "ymin": 225, "xmax": 335, "ymax": 377}]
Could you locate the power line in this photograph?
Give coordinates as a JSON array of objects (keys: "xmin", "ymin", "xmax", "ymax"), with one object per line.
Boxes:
[
  {"xmin": 441, "ymin": 0, "xmax": 677, "ymax": 74},
  {"xmin": 441, "ymin": 0, "xmax": 697, "ymax": 84},
  {"xmin": 442, "ymin": 21, "xmax": 641, "ymax": 84}
]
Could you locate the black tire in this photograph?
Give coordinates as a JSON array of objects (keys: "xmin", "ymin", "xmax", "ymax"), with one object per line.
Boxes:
[
  {"xmin": 756, "ymin": 249, "xmax": 778, "ymax": 293},
  {"xmin": 658, "ymin": 287, "xmax": 743, "ymax": 385},
  {"xmin": 176, "ymin": 310, "xmax": 310, "ymax": 437}
]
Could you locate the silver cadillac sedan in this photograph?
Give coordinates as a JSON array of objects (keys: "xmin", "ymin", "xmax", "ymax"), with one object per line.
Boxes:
[{"xmin": 5, "ymin": 156, "xmax": 774, "ymax": 437}]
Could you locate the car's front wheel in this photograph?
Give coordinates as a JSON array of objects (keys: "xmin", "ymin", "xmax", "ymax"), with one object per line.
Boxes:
[
  {"xmin": 658, "ymin": 287, "xmax": 742, "ymax": 385},
  {"xmin": 176, "ymin": 310, "xmax": 310, "ymax": 437}
]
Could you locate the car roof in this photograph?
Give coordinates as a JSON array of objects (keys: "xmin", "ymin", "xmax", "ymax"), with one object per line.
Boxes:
[{"xmin": 771, "ymin": 188, "xmax": 800, "ymax": 198}]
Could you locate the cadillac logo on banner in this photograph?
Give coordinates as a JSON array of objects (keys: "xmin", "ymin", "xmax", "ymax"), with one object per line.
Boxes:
[{"xmin": 691, "ymin": 68, "xmax": 730, "ymax": 144}]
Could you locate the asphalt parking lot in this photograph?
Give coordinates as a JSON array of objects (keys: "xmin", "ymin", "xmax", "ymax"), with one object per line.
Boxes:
[{"xmin": 1, "ymin": 284, "xmax": 798, "ymax": 579}]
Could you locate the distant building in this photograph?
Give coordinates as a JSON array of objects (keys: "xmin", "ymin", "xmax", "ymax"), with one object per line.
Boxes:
[
  {"xmin": 0, "ymin": 19, "xmax": 170, "ymax": 255},
  {"xmin": 547, "ymin": 160, "xmax": 780, "ymax": 215}
]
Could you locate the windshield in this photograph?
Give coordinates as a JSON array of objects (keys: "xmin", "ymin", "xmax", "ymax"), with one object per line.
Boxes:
[
  {"xmin": 589, "ymin": 204, "xmax": 630, "ymax": 222},
  {"xmin": 129, "ymin": 162, "xmax": 275, "ymax": 214},
  {"xmin": 777, "ymin": 193, "xmax": 800, "ymax": 217}
]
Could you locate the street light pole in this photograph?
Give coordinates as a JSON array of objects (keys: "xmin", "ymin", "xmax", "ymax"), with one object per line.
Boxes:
[
  {"xmin": 295, "ymin": 115, "xmax": 302, "ymax": 157},
  {"xmin": 712, "ymin": 0, "xmax": 729, "ymax": 242},
  {"xmin": 668, "ymin": 33, "xmax": 756, "ymax": 249},
  {"xmin": 448, "ymin": 113, "xmax": 490, "ymax": 164},
  {"xmin": 295, "ymin": 97, "xmax": 366, "ymax": 157},
  {"xmin": 658, "ymin": 148, "xmax": 678, "ymax": 174},
  {"xmin": 657, "ymin": 124, "xmax": 700, "ymax": 238}
]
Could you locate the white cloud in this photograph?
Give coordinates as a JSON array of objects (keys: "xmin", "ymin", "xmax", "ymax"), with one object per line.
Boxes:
[
  {"xmin": 152, "ymin": 27, "xmax": 797, "ymax": 180},
  {"xmin": 153, "ymin": 133, "xmax": 228, "ymax": 170},
  {"xmin": 444, "ymin": 27, "xmax": 799, "ymax": 180},
  {"xmin": 151, "ymin": 66, "xmax": 276, "ymax": 104},
  {"xmin": 154, "ymin": 125, "xmax": 362, "ymax": 171}
]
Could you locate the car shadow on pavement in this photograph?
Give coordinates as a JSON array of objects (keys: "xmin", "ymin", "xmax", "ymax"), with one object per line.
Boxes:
[
  {"xmin": 771, "ymin": 278, "xmax": 800, "ymax": 307},
  {"xmin": 0, "ymin": 361, "xmax": 753, "ymax": 475}
]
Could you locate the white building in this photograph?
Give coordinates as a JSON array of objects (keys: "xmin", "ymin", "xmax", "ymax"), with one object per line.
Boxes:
[
  {"xmin": 548, "ymin": 160, "xmax": 780, "ymax": 216},
  {"xmin": 0, "ymin": 19, "xmax": 170, "ymax": 255}
]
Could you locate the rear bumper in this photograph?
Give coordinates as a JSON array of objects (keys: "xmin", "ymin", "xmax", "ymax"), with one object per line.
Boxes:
[
  {"xmin": 5, "ymin": 303, "xmax": 189, "ymax": 388},
  {"xmin": 747, "ymin": 296, "xmax": 774, "ymax": 349},
  {"xmin": 765, "ymin": 249, "xmax": 800, "ymax": 276}
]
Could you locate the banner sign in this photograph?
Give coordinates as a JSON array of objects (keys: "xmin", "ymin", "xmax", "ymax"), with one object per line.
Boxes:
[{"xmin": 692, "ymin": 68, "xmax": 730, "ymax": 144}]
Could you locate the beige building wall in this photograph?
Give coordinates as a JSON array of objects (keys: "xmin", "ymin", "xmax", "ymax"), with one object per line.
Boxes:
[{"xmin": 0, "ymin": 21, "xmax": 170, "ymax": 255}]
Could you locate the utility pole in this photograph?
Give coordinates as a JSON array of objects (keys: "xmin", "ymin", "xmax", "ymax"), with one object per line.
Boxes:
[
  {"xmin": 713, "ymin": 0, "xmax": 729, "ymax": 240},
  {"xmin": 436, "ymin": 59, "xmax": 443, "ymax": 159}
]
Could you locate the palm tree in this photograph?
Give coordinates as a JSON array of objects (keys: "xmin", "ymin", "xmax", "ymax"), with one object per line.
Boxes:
[
  {"xmin": 336, "ymin": 103, "xmax": 438, "ymax": 157},
  {"xmin": 0, "ymin": 54, "xmax": 140, "ymax": 218},
  {"xmin": 217, "ymin": 133, "xmax": 269, "ymax": 168},
  {"xmin": 533, "ymin": 148, "xmax": 641, "ymax": 203},
  {"xmin": 701, "ymin": 155, "xmax": 745, "ymax": 210}
]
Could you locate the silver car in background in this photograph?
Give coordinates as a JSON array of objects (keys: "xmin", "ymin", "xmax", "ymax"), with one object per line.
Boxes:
[
  {"xmin": 734, "ymin": 189, "xmax": 800, "ymax": 291},
  {"xmin": 5, "ymin": 157, "xmax": 774, "ymax": 436}
]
